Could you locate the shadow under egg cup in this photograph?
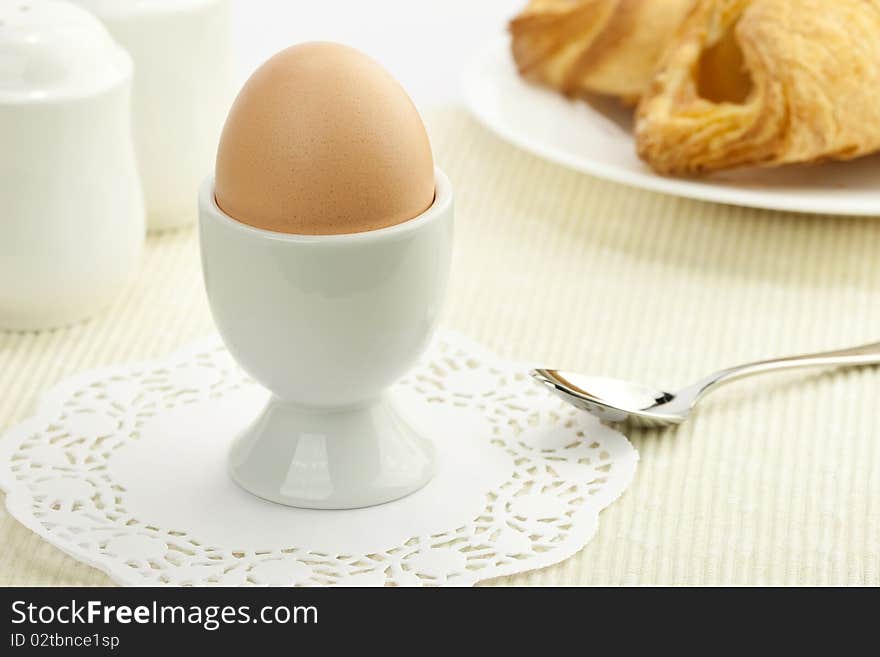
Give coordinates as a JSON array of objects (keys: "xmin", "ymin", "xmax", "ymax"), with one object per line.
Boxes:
[{"xmin": 199, "ymin": 169, "xmax": 453, "ymax": 509}]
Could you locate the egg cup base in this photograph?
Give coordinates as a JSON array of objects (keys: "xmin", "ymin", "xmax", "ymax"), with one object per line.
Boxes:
[{"xmin": 227, "ymin": 394, "xmax": 436, "ymax": 510}]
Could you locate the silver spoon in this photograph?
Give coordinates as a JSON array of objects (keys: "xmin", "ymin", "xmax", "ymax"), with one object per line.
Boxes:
[{"xmin": 532, "ymin": 341, "xmax": 880, "ymax": 428}]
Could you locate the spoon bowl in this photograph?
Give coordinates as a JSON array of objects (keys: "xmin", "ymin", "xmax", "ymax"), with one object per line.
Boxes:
[
  {"xmin": 533, "ymin": 340, "xmax": 880, "ymax": 428},
  {"xmin": 532, "ymin": 370, "xmax": 687, "ymax": 427}
]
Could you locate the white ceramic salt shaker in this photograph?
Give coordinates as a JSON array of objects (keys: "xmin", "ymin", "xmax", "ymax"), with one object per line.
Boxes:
[
  {"xmin": 70, "ymin": 0, "xmax": 231, "ymax": 231},
  {"xmin": 0, "ymin": 0, "xmax": 144, "ymax": 331}
]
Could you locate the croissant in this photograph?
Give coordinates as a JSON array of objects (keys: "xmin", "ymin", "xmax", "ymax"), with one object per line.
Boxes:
[
  {"xmin": 509, "ymin": 0, "xmax": 696, "ymax": 102},
  {"xmin": 636, "ymin": 0, "xmax": 880, "ymax": 174}
]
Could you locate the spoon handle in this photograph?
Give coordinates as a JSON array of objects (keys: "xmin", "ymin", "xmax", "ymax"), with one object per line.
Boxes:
[{"xmin": 688, "ymin": 341, "xmax": 880, "ymax": 402}]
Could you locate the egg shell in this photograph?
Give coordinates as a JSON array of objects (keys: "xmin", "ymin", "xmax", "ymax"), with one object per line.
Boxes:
[{"xmin": 214, "ymin": 42, "xmax": 435, "ymax": 235}]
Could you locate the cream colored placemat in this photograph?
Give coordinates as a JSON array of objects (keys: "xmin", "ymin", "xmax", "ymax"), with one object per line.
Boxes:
[{"xmin": 2, "ymin": 109, "xmax": 879, "ymax": 586}]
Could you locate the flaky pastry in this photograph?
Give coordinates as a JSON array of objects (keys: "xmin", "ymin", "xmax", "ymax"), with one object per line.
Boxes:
[
  {"xmin": 636, "ymin": 0, "xmax": 880, "ymax": 174},
  {"xmin": 509, "ymin": 0, "xmax": 696, "ymax": 102}
]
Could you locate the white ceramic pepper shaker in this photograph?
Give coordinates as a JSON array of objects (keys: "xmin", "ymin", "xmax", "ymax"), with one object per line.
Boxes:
[
  {"xmin": 70, "ymin": 0, "xmax": 231, "ymax": 231},
  {"xmin": 0, "ymin": 0, "xmax": 144, "ymax": 331}
]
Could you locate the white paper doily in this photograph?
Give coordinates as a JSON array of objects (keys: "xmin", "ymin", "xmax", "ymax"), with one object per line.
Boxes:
[{"xmin": 0, "ymin": 330, "xmax": 637, "ymax": 586}]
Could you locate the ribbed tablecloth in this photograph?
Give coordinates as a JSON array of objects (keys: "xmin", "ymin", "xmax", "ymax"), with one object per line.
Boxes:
[{"xmin": 2, "ymin": 109, "xmax": 879, "ymax": 586}]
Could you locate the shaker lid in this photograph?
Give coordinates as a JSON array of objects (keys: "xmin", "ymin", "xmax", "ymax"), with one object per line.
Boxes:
[{"xmin": 0, "ymin": 0, "xmax": 131, "ymax": 103}]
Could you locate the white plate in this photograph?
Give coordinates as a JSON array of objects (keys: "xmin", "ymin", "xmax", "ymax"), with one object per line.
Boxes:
[{"xmin": 462, "ymin": 38, "xmax": 880, "ymax": 216}]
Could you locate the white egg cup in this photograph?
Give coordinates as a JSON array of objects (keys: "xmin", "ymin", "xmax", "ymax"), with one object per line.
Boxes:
[{"xmin": 199, "ymin": 170, "xmax": 453, "ymax": 509}]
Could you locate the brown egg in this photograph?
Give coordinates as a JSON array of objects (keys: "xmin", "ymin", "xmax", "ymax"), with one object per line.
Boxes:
[{"xmin": 214, "ymin": 42, "xmax": 435, "ymax": 235}]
